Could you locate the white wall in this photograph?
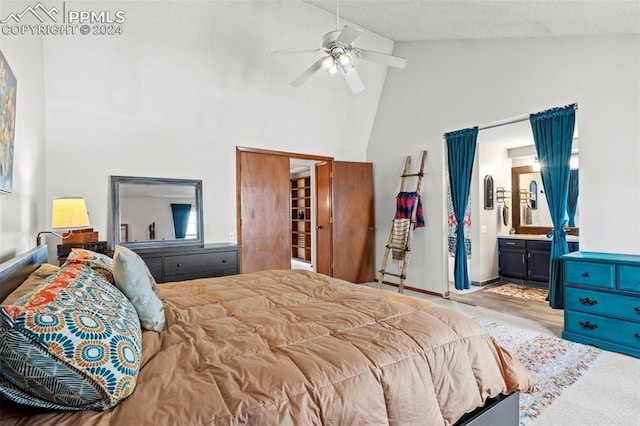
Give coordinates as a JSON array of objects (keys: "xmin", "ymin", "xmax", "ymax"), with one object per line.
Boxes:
[
  {"xmin": 0, "ymin": 2, "xmax": 46, "ymax": 261},
  {"xmin": 42, "ymin": 1, "xmax": 393, "ymax": 246},
  {"xmin": 470, "ymin": 143, "xmax": 511, "ymax": 284},
  {"xmin": 368, "ymin": 35, "xmax": 640, "ymax": 294}
]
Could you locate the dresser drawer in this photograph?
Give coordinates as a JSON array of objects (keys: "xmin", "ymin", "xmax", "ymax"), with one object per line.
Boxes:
[
  {"xmin": 564, "ymin": 261, "xmax": 615, "ymax": 289},
  {"xmin": 566, "ymin": 287, "xmax": 640, "ymax": 323},
  {"xmin": 211, "ymin": 250, "xmax": 238, "ymax": 275},
  {"xmin": 565, "ymin": 310, "xmax": 640, "ymax": 350},
  {"xmin": 619, "ymin": 265, "xmax": 640, "ymax": 292},
  {"xmin": 141, "ymin": 256, "xmax": 163, "ymax": 282},
  {"xmin": 164, "ymin": 250, "xmax": 238, "ymax": 278}
]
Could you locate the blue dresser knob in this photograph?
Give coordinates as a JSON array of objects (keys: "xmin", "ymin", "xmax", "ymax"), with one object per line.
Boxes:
[
  {"xmin": 582, "ymin": 272, "xmax": 590, "ymax": 277},
  {"xmin": 579, "ymin": 297, "xmax": 598, "ymax": 306},
  {"xmin": 579, "ymin": 321, "xmax": 598, "ymax": 330},
  {"xmin": 635, "ymin": 307, "xmax": 640, "ymax": 315},
  {"xmin": 635, "ymin": 333, "xmax": 640, "ymax": 341}
]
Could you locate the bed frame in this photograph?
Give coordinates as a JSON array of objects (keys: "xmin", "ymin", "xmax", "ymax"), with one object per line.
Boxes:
[
  {"xmin": 0, "ymin": 245, "xmax": 520, "ymax": 425},
  {"xmin": 0, "ymin": 245, "xmax": 48, "ymax": 302}
]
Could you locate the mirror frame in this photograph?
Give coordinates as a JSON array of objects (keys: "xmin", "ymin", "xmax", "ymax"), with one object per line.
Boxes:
[
  {"xmin": 511, "ymin": 165, "xmax": 578, "ymax": 236},
  {"xmin": 110, "ymin": 175, "xmax": 204, "ymax": 249}
]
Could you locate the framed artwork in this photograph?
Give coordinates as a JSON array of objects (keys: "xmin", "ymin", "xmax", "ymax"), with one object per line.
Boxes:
[{"xmin": 0, "ymin": 50, "xmax": 17, "ymax": 194}]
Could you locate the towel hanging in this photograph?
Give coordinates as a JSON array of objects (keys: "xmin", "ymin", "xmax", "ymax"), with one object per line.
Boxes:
[
  {"xmin": 524, "ymin": 205, "xmax": 533, "ymax": 225},
  {"xmin": 502, "ymin": 204, "xmax": 509, "ymax": 227}
]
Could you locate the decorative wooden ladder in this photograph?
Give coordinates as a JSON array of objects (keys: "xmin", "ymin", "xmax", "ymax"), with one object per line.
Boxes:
[{"xmin": 377, "ymin": 150, "xmax": 427, "ymax": 294}]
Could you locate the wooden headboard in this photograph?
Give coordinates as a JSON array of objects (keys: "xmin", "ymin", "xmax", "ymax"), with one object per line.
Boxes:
[{"xmin": 0, "ymin": 246, "xmax": 48, "ymax": 302}]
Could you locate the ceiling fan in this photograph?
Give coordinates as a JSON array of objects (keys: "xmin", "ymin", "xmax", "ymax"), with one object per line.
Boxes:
[{"xmin": 272, "ymin": 0, "xmax": 407, "ymax": 94}]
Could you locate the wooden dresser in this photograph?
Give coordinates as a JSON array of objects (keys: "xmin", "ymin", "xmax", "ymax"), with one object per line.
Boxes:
[
  {"xmin": 562, "ymin": 251, "xmax": 640, "ymax": 358},
  {"xmin": 132, "ymin": 243, "xmax": 240, "ymax": 284}
]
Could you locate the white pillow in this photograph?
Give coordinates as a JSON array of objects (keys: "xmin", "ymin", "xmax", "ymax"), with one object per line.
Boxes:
[{"xmin": 113, "ymin": 245, "xmax": 165, "ymax": 332}]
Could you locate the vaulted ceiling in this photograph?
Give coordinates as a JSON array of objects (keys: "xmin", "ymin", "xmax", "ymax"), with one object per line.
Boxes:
[{"xmin": 303, "ymin": 0, "xmax": 640, "ymax": 41}]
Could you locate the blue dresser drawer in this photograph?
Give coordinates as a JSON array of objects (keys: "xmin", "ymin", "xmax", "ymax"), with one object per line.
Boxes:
[
  {"xmin": 565, "ymin": 310, "xmax": 640, "ymax": 351},
  {"xmin": 619, "ymin": 265, "xmax": 640, "ymax": 292},
  {"xmin": 566, "ymin": 287, "xmax": 640, "ymax": 323},
  {"xmin": 564, "ymin": 261, "xmax": 615, "ymax": 289}
]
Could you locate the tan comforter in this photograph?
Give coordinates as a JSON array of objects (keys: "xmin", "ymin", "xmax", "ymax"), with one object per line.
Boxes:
[{"xmin": 1, "ymin": 270, "xmax": 533, "ymax": 425}]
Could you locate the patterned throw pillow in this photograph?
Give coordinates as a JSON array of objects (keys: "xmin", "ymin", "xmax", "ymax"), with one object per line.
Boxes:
[
  {"xmin": 0, "ymin": 263, "xmax": 142, "ymax": 411},
  {"xmin": 66, "ymin": 248, "xmax": 115, "ymax": 284},
  {"xmin": 112, "ymin": 245, "xmax": 165, "ymax": 332}
]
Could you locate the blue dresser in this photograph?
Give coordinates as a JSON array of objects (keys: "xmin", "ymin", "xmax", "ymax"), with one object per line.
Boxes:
[{"xmin": 562, "ymin": 251, "xmax": 640, "ymax": 358}]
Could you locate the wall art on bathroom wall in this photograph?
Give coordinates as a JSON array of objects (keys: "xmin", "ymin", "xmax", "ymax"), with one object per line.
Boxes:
[{"xmin": 0, "ymin": 50, "xmax": 17, "ymax": 194}]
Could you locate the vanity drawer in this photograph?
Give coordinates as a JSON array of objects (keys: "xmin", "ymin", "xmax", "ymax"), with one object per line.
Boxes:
[
  {"xmin": 565, "ymin": 310, "xmax": 640, "ymax": 350},
  {"xmin": 527, "ymin": 240, "xmax": 551, "ymax": 251},
  {"xmin": 619, "ymin": 265, "xmax": 640, "ymax": 292},
  {"xmin": 564, "ymin": 261, "xmax": 615, "ymax": 289},
  {"xmin": 499, "ymin": 239, "xmax": 526, "ymax": 249},
  {"xmin": 565, "ymin": 287, "xmax": 640, "ymax": 323}
]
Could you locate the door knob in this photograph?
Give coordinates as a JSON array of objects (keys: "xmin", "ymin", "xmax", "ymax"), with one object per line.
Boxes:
[{"xmin": 316, "ymin": 225, "xmax": 324, "ymax": 229}]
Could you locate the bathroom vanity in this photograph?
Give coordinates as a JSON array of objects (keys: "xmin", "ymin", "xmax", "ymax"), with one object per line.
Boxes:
[{"xmin": 498, "ymin": 234, "xmax": 579, "ymax": 287}]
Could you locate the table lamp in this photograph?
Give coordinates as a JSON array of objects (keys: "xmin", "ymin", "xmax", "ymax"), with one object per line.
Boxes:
[{"xmin": 36, "ymin": 197, "xmax": 91, "ymax": 246}]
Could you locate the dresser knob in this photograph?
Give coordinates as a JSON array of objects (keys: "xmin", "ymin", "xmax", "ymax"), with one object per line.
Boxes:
[
  {"xmin": 176, "ymin": 263, "xmax": 182, "ymax": 268},
  {"xmin": 635, "ymin": 307, "xmax": 640, "ymax": 315},
  {"xmin": 579, "ymin": 321, "xmax": 598, "ymax": 330},
  {"xmin": 582, "ymin": 272, "xmax": 591, "ymax": 277},
  {"xmin": 579, "ymin": 297, "xmax": 598, "ymax": 306},
  {"xmin": 635, "ymin": 333, "xmax": 640, "ymax": 341},
  {"xmin": 222, "ymin": 259, "xmax": 227, "ymax": 263}
]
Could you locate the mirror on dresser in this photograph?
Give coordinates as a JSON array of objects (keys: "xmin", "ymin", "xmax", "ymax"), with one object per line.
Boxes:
[
  {"xmin": 110, "ymin": 176, "xmax": 204, "ymax": 249},
  {"xmin": 511, "ymin": 165, "xmax": 579, "ymax": 235}
]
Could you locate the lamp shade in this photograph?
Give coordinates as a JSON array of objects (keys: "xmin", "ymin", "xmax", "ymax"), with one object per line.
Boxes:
[{"xmin": 51, "ymin": 197, "xmax": 90, "ymax": 229}]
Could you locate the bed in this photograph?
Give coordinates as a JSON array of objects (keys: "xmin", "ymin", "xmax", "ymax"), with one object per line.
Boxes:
[{"xmin": 0, "ymin": 246, "xmax": 534, "ymax": 425}]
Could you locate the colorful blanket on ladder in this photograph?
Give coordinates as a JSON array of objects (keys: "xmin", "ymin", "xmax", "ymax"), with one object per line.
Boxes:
[{"xmin": 395, "ymin": 192, "xmax": 425, "ymax": 228}]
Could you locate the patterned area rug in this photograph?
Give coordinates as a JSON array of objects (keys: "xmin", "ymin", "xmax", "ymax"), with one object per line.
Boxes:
[
  {"xmin": 484, "ymin": 283, "xmax": 548, "ymax": 303},
  {"xmin": 474, "ymin": 318, "xmax": 604, "ymax": 425}
]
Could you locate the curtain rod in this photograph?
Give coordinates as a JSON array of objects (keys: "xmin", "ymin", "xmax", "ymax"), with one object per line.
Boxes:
[{"xmin": 443, "ymin": 103, "xmax": 578, "ymax": 138}]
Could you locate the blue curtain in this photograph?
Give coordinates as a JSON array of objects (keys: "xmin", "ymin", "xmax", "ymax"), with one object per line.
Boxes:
[
  {"xmin": 567, "ymin": 169, "xmax": 579, "ymax": 227},
  {"xmin": 445, "ymin": 127, "xmax": 478, "ymax": 290},
  {"xmin": 171, "ymin": 204, "xmax": 192, "ymax": 239},
  {"xmin": 530, "ymin": 105, "xmax": 575, "ymax": 309}
]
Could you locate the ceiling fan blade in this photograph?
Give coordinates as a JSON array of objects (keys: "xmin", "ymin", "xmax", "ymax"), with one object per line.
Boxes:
[
  {"xmin": 356, "ymin": 48, "xmax": 407, "ymax": 69},
  {"xmin": 335, "ymin": 26, "xmax": 362, "ymax": 45},
  {"xmin": 272, "ymin": 48, "xmax": 322, "ymax": 56},
  {"xmin": 341, "ymin": 64, "xmax": 365, "ymax": 94},
  {"xmin": 291, "ymin": 57, "xmax": 327, "ymax": 87}
]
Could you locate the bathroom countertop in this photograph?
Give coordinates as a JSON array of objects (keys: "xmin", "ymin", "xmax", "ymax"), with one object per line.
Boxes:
[{"xmin": 498, "ymin": 234, "xmax": 580, "ymax": 242}]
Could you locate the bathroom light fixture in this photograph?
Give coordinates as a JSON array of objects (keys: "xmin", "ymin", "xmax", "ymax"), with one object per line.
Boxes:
[
  {"xmin": 570, "ymin": 155, "xmax": 579, "ymax": 170},
  {"xmin": 36, "ymin": 197, "xmax": 91, "ymax": 246},
  {"xmin": 532, "ymin": 157, "xmax": 540, "ymax": 172}
]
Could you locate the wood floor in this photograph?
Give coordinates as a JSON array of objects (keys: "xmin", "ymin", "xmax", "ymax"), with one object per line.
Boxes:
[{"xmin": 447, "ymin": 285, "xmax": 565, "ymax": 336}]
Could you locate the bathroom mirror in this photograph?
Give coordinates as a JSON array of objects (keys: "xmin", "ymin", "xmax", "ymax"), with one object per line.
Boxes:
[
  {"xmin": 511, "ymin": 165, "xmax": 579, "ymax": 235},
  {"xmin": 111, "ymin": 176, "xmax": 204, "ymax": 249}
]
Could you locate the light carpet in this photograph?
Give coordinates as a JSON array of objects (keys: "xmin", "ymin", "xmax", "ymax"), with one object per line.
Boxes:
[
  {"xmin": 475, "ymin": 318, "xmax": 603, "ymax": 425},
  {"xmin": 484, "ymin": 283, "xmax": 548, "ymax": 303},
  {"xmin": 371, "ymin": 283, "xmax": 640, "ymax": 425}
]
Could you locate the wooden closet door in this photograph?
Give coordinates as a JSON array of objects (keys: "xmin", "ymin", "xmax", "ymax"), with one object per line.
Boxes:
[
  {"xmin": 237, "ymin": 149, "xmax": 291, "ymax": 273},
  {"xmin": 332, "ymin": 161, "xmax": 375, "ymax": 283},
  {"xmin": 315, "ymin": 161, "xmax": 333, "ymax": 276}
]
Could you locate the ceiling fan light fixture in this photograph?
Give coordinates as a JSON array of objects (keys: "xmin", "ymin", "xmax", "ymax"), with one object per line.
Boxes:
[
  {"xmin": 338, "ymin": 52, "xmax": 352, "ymax": 66},
  {"xmin": 327, "ymin": 63, "xmax": 338, "ymax": 75},
  {"xmin": 321, "ymin": 56, "xmax": 335, "ymax": 70}
]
